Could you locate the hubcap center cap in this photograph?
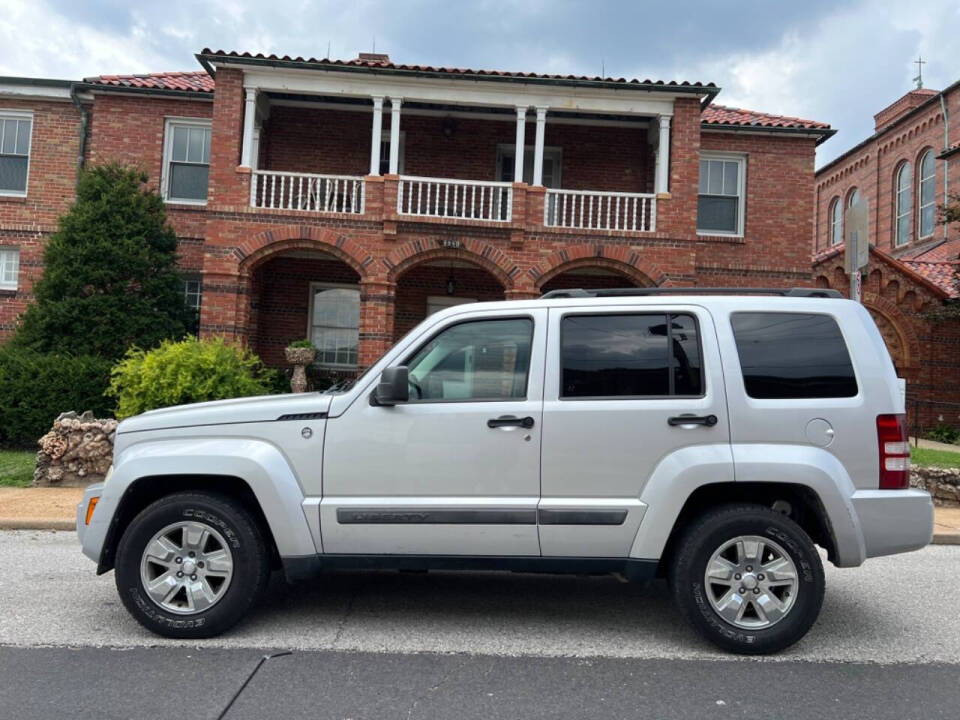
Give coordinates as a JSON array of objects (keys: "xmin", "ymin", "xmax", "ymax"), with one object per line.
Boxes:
[
  {"xmin": 181, "ymin": 558, "xmax": 197, "ymax": 575},
  {"xmin": 742, "ymin": 573, "xmax": 759, "ymax": 590}
]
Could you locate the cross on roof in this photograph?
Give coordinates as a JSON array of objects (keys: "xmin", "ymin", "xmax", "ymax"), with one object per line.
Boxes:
[{"xmin": 913, "ymin": 56, "xmax": 926, "ymax": 89}]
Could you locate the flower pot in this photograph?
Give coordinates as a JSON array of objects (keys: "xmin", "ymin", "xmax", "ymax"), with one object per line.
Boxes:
[{"xmin": 285, "ymin": 347, "xmax": 317, "ymax": 393}]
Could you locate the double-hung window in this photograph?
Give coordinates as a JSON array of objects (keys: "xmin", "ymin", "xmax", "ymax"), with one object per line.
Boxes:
[
  {"xmin": 163, "ymin": 119, "xmax": 211, "ymax": 203},
  {"xmin": 0, "ymin": 248, "xmax": 19, "ymax": 290},
  {"xmin": 697, "ymin": 153, "xmax": 746, "ymax": 236},
  {"xmin": 309, "ymin": 283, "xmax": 360, "ymax": 368},
  {"xmin": 0, "ymin": 112, "xmax": 32, "ymax": 196}
]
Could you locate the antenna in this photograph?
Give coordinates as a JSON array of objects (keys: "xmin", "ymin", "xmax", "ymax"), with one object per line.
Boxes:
[
  {"xmin": 913, "ymin": 55, "xmax": 926, "ymax": 89},
  {"xmin": 601, "ymin": 57, "xmax": 605, "ymax": 78},
  {"xmin": 327, "ymin": 40, "xmax": 331, "ymax": 59}
]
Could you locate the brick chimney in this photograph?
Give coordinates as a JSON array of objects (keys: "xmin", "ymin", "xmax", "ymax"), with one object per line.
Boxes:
[
  {"xmin": 356, "ymin": 52, "xmax": 391, "ymax": 65},
  {"xmin": 874, "ymin": 88, "xmax": 939, "ymax": 132}
]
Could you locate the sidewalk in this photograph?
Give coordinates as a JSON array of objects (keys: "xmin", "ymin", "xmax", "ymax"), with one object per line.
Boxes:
[{"xmin": 1, "ymin": 486, "xmax": 958, "ymax": 543}]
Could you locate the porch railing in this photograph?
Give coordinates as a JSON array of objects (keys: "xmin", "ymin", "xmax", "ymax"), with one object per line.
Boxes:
[
  {"xmin": 544, "ymin": 189, "xmax": 656, "ymax": 232},
  {"xmin": 251, "ymin": 170, "xmax": 365, "ymax": 214},
  {"xmin": 397, "ymin": 176, "xmax": 513, "ymax": 222}
]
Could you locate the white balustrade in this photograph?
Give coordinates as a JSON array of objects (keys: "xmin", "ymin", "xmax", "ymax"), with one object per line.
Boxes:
[
  {"xmin": 544, "ymin": 189, "xmax": 656, "ymax": 232},
  {"xmin": 251, "ymin": 171, "xmax": 365, "ymax": 214},
  {"xmin": 397, "ymin": 176, "xmax": 513, "ymax": 222}
]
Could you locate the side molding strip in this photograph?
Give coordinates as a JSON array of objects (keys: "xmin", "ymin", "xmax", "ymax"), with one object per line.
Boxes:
[
  {"xmin": 337, "ymin": 508, "xmax": 537, "ymax": 525},
  {"xmin": 537, "ymin": 509, "xmax": 628, "ymax": 525}
]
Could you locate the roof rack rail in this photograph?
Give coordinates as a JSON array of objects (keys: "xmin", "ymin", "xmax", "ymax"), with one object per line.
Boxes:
[{"xmin": 540, "ymin": 287, "xmax": 844, "ymax": 299}]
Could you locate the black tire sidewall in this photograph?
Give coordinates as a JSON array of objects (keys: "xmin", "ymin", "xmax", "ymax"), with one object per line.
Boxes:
[
  {"xmin": 115, "ymin": 492, "xmax": 268, "ymax": 638},
  {"xmin": 672, "ymin": 506, "xmax": 825, "ymax": 654}
]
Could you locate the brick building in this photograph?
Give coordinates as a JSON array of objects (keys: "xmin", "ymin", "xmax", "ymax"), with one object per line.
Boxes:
[
  {"xmin": 813, "ymin": 82, "xmax": 960, "ymax": 428},
  {"xmin": 1, "ymin": 49, "xmax": 834, "ymax": 374}
]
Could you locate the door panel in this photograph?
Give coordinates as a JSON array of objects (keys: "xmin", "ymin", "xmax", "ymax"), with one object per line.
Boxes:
[
  {"xmin": 538, "ymin": 305, "xmax": 732, "ymax": 557},
  {"xmin": 321, "ymin": 308, "xmax": 547, "ymax": 556}
]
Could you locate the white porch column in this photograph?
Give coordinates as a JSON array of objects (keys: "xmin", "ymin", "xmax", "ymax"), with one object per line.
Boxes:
[
  {"xmin": 388, "ymin": 97, "xmax": 402, "ymax": 174},
  {"xmin": 514, "ymin": 106, "xmax": 527, "ymax": 182},
  {"xmin": 655, "ymin": 114, "xmax": 671, "ymax": 195},
  {"xmin": 369, "ymin": 96, "xmax": 384, "ymax": 176},
  {"xmin": 240, "ymin": 88, "xmax": 257, "ymax": 168},
  {"xmin": 532, "ymin": 106, "xmax": 547, "ymax": 186}
]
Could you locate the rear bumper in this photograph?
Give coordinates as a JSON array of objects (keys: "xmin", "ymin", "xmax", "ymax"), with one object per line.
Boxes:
[{"xmin": 851, "ymin": 489, "xmax": 934, "ymax": 559}]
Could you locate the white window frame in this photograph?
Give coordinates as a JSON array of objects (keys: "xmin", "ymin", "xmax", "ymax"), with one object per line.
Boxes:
[
  {"xmin": 0, "ymin": 247, "xmax": 20, "ymax": 291},
  {"xmin": 183, "ymin": 277, "xmax": 202, "ymax": 311},
  {"xmin": 495, "ymin": 144, "xmax": 562, "ymax": 188},
  {"xmin": 161, "ymin": 117, "xmax": 212, "ymax": 206},
  {"xmin": 306, "ymin": 281, "xmax": 361, "ymax": 369},
  {"xmin": 697, "ymin": 152, "xmax": 746, "ymax": 237},
  {"xmin": 917, "ymin": 150, "xmax": 936, "ymax": 240},
  {"xmin": 0, "ymin": 109, "xmax": 33, "ymax": 198},
  {"xmin": 426, "ymin": 295, "xmax": 476, "ymax": 316},
  {"xmin": 830, "ymin": 197, "xmax": 843, "ymax": 246},
  {"xmin": 895, "ymin": 161, "xmax": 912, "ymax": 247}
]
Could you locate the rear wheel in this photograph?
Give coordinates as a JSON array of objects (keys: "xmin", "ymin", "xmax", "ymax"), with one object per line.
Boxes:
[
  {"xmin": 115, "ymin": 491, "xmax": 270, "ymax": 638},
  {"xmin": 669, "ymin": 504, "xmax": 825, "ymax": 654}
]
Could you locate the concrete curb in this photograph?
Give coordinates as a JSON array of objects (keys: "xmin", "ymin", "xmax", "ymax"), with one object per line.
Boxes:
[{"xmin": 0, "ymin": 519, "xmax": 75, "ymax": 531}]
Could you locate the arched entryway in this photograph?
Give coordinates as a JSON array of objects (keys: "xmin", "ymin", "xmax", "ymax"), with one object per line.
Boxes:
[
  {"xmin": 538, "ymin": 260, "xmax": 655, "ymax": 295},
  {"xmin": 247, "ymin": 249, "xmax": 362, "ymax": 371},
  {"xmin": 393, "ymin": 258, "xmax": 507, "ymax": 341}
]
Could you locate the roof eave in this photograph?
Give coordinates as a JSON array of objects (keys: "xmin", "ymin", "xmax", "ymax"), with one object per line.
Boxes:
[
  {"xmin": 196, "ymin": 51, "xmax": 720, "ymax": 102},
  {"xmin": 75, "ymin": 82, "xmax": 213, "ymax": 100},
  {"xmin": 702, "ymin": 123, "xmax": 836, "ymax": 145}
]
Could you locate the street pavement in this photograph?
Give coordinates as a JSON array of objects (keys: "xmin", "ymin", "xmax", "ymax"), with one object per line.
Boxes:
[{"xmin": 1, "ymin": 530, "xmax": 959, "ymax": 718}]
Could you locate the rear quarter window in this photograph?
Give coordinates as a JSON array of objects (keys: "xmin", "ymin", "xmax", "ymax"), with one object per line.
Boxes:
[{"xmin": 730, "ymin": 312, "xmax": 858, "ymax": 399}]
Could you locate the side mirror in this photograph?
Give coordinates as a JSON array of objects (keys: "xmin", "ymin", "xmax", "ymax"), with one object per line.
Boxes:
[{"xmin": 371, "ymin": 366, "xmax": 409, "ymax": 406}]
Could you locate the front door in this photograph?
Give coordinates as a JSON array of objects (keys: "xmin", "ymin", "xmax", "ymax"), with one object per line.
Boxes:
[
  {"xmin": 538, "ymin": 305, "xmax": 732, "ymax": 557},
  {"xmin": 321, "ymin": 308, "xmax": 547, "ymax": 556}
]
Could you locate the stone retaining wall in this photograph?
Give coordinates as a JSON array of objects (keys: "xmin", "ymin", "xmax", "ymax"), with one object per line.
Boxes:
[
  {"xmin": 34, "ymin": 411, "xmax": 117, "ymax": 487},
  {"xmin": 910, "ymin": 466, "xmax": 960, "ymax": 506}
]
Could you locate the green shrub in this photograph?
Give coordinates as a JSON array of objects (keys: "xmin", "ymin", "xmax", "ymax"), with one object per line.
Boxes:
[
  {"xmin": 107, "ymin": 336, "xmax": 277, "ymax": 419},
  {"xmin": 925, "ymin": 423, "xmax": 960, "ymax": 446},
  {"xmin": 287, "ymin": 339, "xmax": 316, "ymax": 349},
  {"xmin": 0, "ymin": 346, "xmax": 113, "ymax": 447}
]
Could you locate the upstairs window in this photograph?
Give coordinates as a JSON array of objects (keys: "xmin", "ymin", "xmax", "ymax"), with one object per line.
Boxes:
[
  {"xmin": 163, "ymin": 119, "xmax": 211, "ymax": 203},
  {"xmin": 918, "ymin": 150, "xmax": 936, "ymax": 239},
  {"xmin": 560, "ymin": 313, "xmax": 702, "ymax": 398},
  {"xmin": 0, "ymin": 248, "xmax": 19, "ymax": 290},
  {"xmin": 895, "ymin": 162, "xmax": 911, "ymax": 247},
  {"xmin": 0, "ymin": 113, "xmax": 32, "ymax": 196},
  {"xmin": 830, "ymin": 197, "xmax": 842, "ymax": 245},
  {"xmin": 698, "ymin": 154, "xmax": 745, "ymax": 236}
]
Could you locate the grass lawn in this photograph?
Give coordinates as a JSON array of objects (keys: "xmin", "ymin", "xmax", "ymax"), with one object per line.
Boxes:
[
  {"xmin": 0, "ymin": 449, "xmax": 35, "ymax": 487},
  {"xmin": 911, "ymin": 445, "xmax": 960, "ymax": 469}
]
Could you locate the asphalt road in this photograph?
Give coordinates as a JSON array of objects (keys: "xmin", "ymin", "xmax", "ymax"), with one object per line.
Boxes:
[{"xmin": 1, "ymin": 530, "xmax": 959, "ymax": 719}]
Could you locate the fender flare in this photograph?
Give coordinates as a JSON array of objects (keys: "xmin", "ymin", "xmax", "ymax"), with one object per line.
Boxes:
[{"xmin": 81, "ymin": 437, "xmax": 318, "ymax": 568}]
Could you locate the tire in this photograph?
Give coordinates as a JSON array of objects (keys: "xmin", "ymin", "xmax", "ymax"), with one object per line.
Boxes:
[
  {"xmin": 114, "ymin": 491, "xmax": 271, "ymax": 639},
  {"xmin": 668, "ymin": 503, "xmax": 825, "ymax": 655}
]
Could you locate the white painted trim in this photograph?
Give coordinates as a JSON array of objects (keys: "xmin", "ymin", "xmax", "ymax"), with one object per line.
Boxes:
[
  {"xmin": 369, "ymin": 96, "xmax": 383, "ymax": 176},
  {"xmin": 696, "ymin": 151, "xmax": 747, "ymax": 238},
  {"xmin": 307, "ymin": 281, "xmax": 362, "ymax": 370},
  {"xmin": 0, "ymin": 110, "xmax": 33, "ymax": 197},
  {"xmin": 161, "ymin": 117, "xmax": 212, "ymax": 205},
  {"xmin": 239, "ymin": 67, "xmax": 677, "ymax": 117},
  {"xmin": 533, "ymin": 106, "xmax": 547, "ymax": 187},
  {"xmin": 241, "ymin": 89, "xmax": 257, "ymax": 168},
  {"xmin": 514, "ymin": 107, "xmax": 527, "ymax": 183},
  {"xmin": 0, "ymin": 83, "xmax": 72, "ymax": 101},
  {"xmin": 655, "ymin": 115, "xmax": 671, "ymax": 195},
  {"xmin": 389, "ymin": 97, "xmax": 402, "ymax": 174}
]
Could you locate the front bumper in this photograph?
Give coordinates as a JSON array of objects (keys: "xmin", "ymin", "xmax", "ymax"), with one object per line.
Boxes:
[
  {"xmin": 76, "ymin": 482, "xmax": 105, "ymax": 562},
  {"xmin": 851, "ymin": 488, "xmax": 934, "ymax": 559}
]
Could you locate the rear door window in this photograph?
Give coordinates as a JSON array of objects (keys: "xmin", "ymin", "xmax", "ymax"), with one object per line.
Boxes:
[
  {"xmin": 560, "ymin": 313, "xmax": 703, "ymax": 398},
  {"xmin": 731, "ymin": 312, "xmax": 857, "ymax": 399}
]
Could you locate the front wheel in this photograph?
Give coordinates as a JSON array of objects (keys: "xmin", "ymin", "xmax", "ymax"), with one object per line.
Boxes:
[
  {"xmin": 114, "ymin": 491, "xmax": 271, "ymax": 638},
  {"xmin": 669, "ymin": 504, "xmax": 825, "ymax": 654}
]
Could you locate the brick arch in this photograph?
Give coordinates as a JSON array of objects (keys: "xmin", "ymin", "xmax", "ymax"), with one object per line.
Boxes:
[
  {"xmin": 861, "ymin": 293, "xmax": 921, "ymax": 371},
  {"xmin": 530, "ymin": 244, "xmax": 663, "ymax": 290},
  {"xmin": 237, "ymin": 225, "xmax": 375, "ymax": 278},
  {"xmin": 384, "ymin": 238, "xmax": 518, "ymax": 289}
]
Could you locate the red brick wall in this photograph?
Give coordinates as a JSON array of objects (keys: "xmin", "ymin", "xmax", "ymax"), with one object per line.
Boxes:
[{"xmin": 393, "ymin": 265, "xmax": 505, "ymax": 339}]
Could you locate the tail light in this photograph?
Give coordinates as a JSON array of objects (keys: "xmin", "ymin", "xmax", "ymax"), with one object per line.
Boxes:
[{"xmin": 877, "ymin": 414, "xmax": 909, "ymax": 489}]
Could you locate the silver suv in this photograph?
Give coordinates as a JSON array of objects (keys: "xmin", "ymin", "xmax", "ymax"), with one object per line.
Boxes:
[{"xmin": 77, "ymin": 288, "xmax": 933, "ymax": 654}]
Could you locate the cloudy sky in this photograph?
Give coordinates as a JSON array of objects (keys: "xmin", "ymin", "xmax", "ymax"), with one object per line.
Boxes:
[{"xmin": 1, "ymin": 0, "xmax": 958, "ymax": 167}]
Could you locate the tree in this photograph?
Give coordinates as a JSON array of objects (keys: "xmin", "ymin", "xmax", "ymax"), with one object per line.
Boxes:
[{"xmin": 14, "ymin": 164, "xmax": 191, "ymax": 360}]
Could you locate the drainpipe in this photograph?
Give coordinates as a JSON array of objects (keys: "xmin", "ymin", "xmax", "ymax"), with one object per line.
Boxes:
[
  {"xmin": 70, "ymin": 83, "xmax": 88, "ymax": 185},
  {"xmin": 940, "ymin": 93, "xmax": 949, "ymax": 239}
]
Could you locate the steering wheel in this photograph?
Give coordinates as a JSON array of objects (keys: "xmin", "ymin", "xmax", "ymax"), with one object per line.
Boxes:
[{"xmin": 408, "ymin": 376, "xmax": 423, "ymax": 399}]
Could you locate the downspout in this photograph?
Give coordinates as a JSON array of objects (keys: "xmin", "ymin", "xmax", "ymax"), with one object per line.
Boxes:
[
  {"xmin": 70, "ymin": 83, "xmax": 88, "ymax": 186},
  {"xmin": 940, "ymin": 93, "xmax": 949, "ymax": 239}
]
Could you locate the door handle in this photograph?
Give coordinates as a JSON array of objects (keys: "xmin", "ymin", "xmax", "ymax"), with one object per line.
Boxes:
[
  {"xmin": 667, "ymin": 414, "xmax": 718, "ymax": 427},
  {"xmin": 487, "ymin": 415, "xmax": 535, "ymax": 429}
]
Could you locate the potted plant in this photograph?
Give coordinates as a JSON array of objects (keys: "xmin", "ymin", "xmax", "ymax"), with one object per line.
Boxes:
[{"xmin": 285, "ymin": 339, "xmax": 317, "ymax": 393}]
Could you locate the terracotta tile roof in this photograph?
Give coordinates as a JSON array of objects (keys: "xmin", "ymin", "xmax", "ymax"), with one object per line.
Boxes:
[
  {"xmin": 900, "ymin": 238, "xmax": 960, "ymax": 262},
  {"xmin": 197, "ymin": 49, "xmax": 718, "ymax": 91},
  {"xmin": 902, "ymin": 259, "xmax": 960, "ymax": 298},
  {"xmin": 701, "ymin": 104, "xmax": 831, "ymax": 130},
  {"xmin": 84, "ymin": 71, "xmax": 215, "ymax": 93}
]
